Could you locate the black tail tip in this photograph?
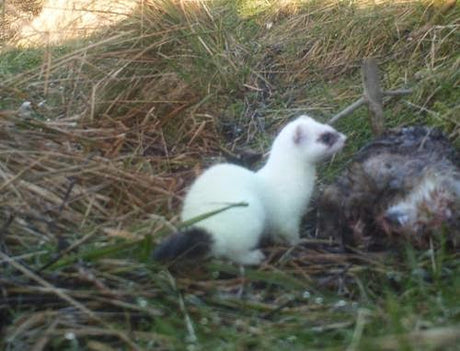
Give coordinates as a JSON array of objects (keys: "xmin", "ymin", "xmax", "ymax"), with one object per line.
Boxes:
[{"xmin": 153, "ymin": 227, "xmax": 213, "ymax": 262}]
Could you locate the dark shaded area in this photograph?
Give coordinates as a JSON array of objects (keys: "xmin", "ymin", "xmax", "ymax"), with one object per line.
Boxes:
[{"xmin": 153, "ymin": 227, "xmax": 214, "ymax": 262}]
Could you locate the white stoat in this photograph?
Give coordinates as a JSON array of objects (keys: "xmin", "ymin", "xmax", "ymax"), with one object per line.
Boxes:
[{"xmin": 153, "ymin": 115, "xmax": 346, "ymax": 265}]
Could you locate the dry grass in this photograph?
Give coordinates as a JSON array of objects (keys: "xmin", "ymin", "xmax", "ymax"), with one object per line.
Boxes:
[
  {"xmin": 2, "ymin": 0, "xmax": 136, "ymax": 46},
  {"xmin": 1, "ymin": 0, "xmax": 459, "ymax": 349}
]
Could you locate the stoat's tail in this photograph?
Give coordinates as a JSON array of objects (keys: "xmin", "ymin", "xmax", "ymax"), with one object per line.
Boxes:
[{"xmin": 153, "ymin": 227, "xmax": 213, "ymax": 262}]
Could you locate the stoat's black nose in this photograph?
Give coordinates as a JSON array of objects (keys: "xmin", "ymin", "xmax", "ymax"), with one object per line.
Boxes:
[{"xmin": 318, "ymin": 132, "xmax": 339, "ymax": 146}]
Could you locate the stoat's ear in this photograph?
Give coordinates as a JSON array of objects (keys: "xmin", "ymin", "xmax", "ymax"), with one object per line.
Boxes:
[{"xmin": 293, "ymin": 124, "xmax": 308, "ymax": 145}]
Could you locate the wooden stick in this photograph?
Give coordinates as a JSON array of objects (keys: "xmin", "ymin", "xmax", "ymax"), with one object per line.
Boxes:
[
  {"xmin": 329, "ymin": 88, "xmax": 412, "ymax": 125},
  {"xmin": 383, "ymin": 88, "xmax": 412, "ymax": 97},
  {"xmin": 362, "ymin": 58, "xmax": 384, "ymax": 135},
  {"xmin": 328, "ymin": 97, "xmax": 366, "ymax": 125},
  {"xmin": 328, "ymin": 58, "xmax": 412, "ymax": 129}
]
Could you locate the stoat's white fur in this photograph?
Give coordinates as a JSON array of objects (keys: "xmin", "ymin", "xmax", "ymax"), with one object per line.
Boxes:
[
  {"xmin": 157, "ymin": 115, "xmax": 346, "ymax": 265},
  {"xmin": 181, "ymin": 164, "xmax": 267, "ymax": 265}
]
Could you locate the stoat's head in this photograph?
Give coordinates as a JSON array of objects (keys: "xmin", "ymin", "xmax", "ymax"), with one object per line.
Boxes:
[{"xmin": 273, "ymin": 115, "xmax": 346, "ymax": 164}]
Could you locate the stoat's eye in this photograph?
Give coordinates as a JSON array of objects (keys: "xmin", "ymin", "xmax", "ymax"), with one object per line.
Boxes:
[{"xmin": 318, "ymin": 132, "xmax": 337, "ymax": 146}]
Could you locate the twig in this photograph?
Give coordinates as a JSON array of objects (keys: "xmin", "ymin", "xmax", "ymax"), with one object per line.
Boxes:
[
  {"xmin": 328, "ymin": 97, "xmax": 366, "ymax": 125},
  {"xmin": 362, "ymin": 58, "xmax": 384, "ymax": 135},
  {"xmin": 329, "ymin": 89, "xmax": 413, "ymax": 125},
  {"xmin": 58, "ymin": 176, "xmax": 78, "ymax": 213},
  {"xmin": 383, "ymin": 89, "xmax": 412, "ymax": 97},
  {"xmin": 328, "ymin": 59, "xmax": 413, "ymax": 131}
]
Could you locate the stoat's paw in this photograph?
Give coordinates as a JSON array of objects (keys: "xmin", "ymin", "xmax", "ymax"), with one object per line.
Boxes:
[
  {"xmin": 282, "ymin": 231, "xmax": 300, "ymax": 246},
  {"xmin": 287, "ymin": 235, "xmax": 300, "ymax": 246},
  {"xmin": 233, "ymin": 249, "xmax": 265, "ymax": 266},
  {"xmin": 271, "ymin": 230, "xmax": 300, "ymax": 246}
]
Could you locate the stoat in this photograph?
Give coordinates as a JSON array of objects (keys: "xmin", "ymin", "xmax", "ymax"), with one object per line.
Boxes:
[
  {"xmin": 317, "ymin": 126, "xmax": 459, "ymax": 249},
  {"xmin": 153, "ymin": 115, "xmax": 346, "ymax": 265}
]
